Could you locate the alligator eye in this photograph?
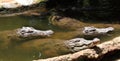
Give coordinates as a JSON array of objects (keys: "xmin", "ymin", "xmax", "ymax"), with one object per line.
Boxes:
[
  {"xmin": 75, "ymin": 40, "xmax": 80, "ymax": 42},
  {"xmin": 55, "ymin": 16, "xmax": 63, "ymax": 21},
  {"xmin": 89, "ymin": 29, "xmax": 96, "ymax": 32},
  {"xmin": 92, "ymin": 29, "xmax": 96, "ymax": 31},
  {"xmin": 21, "ymin": 30, "xmax": 25, "ymax": 32},
  {"xmin": 85, "ymin": 30, "xmax": 88, "ymax": 33},
  {"xmin": 27, "ymin": 31, "xmax": 33, "ymax": 33}
]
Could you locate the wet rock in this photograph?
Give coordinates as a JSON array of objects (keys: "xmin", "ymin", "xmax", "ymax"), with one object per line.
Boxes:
[
  {"xmin": 0, "ymin": 0, "xmax": 48, "ymax": 17},
  {"xmin": 17, "ymin": 27, "xmax": 54, "ymax": 38},
  {"xmin": 64, "ymin": 38, "xmax": 100, "ymax": 52},
  {"xmin": 83, "ymin": 26, "xmax": 114, "ymax": 35},
  {"xmin": 0, "ymin": 0, "xmax": 21, "ymax": 8},
  {"xmin": 15, "ymin": 0, "xmax": 35, "ymax": 6},
  {"xmin": 0, "ymin": 0, "xmax": 45, "ymax": 8}
]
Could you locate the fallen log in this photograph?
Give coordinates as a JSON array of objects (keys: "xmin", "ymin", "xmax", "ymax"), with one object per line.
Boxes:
[{"xmin": 33, "ymin": 36, "xmax": 120, "ymax": 61}]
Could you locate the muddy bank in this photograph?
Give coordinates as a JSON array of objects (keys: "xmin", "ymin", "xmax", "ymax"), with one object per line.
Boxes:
[{"xmin": 0, "ymin": 9, "xmax": 45, "ymax": 17}]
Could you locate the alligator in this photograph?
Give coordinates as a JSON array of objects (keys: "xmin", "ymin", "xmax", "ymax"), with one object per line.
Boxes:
[
  {"xmin": 64, "ymin": 38, "xmax": 100, "ymax": 52},
  {"xmin": 17, "ymin": 27, "xmax": 54, "ymax": 38},
  {"xmin": 83, "ymin": 26, "xmax": 114, "ymax": 35}
]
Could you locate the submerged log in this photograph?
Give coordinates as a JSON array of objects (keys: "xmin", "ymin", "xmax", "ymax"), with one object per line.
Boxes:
[{"xmin": 33, "ymin": 36, "xmax": 120, "ymax": 61}]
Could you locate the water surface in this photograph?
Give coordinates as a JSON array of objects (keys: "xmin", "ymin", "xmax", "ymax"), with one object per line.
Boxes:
[
  {"xmin": 0, "ymin": 16, "xmax": 62, "ymax": 61},
  {"xmin": 0, "ymin": 16, "xmax": 120, "ymax": 61}
]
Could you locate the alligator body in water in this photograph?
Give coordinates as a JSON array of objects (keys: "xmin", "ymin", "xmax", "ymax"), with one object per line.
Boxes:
[
  {"xmin": 64, "ymin": 38, "xmax": 100, "ymax": 52},
  {"xmin": 17, "ymin": 27, "xmax": 54, "ymax": 38},
  {"xmin": 83, "ymin": 26, "xmax": 114, "ymax": 35}
]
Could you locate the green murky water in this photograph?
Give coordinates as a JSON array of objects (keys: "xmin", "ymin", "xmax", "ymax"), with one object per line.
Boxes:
[
  {"xmin": 0, "ymin": 16, "xmax": 52, "ymax": 31},
  {"xmin": 0, "ymin": 16, "xmax": 120, "ymax": 61},
  {"xmin": 0, "ymin": 16, "xmax": 64, "ymax": 61}
]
